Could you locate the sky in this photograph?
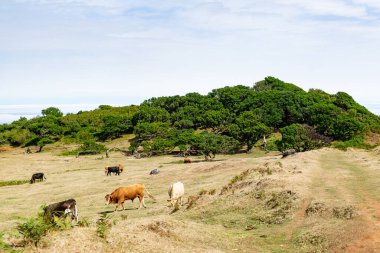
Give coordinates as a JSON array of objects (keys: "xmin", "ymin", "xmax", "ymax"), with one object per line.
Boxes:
[{"xmin": 1, "ymin": 0, "xmax": 380, "ymax": 123}]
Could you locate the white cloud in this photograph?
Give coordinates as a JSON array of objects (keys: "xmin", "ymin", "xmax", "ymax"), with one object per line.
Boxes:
[{"xmin": 0, "ymin": 0, "xmax": 379, "ymax": 115}]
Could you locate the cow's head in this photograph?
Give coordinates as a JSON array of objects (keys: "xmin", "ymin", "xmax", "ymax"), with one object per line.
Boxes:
[{"xmin": 105, "ymin": 194, "xmax": 113, "ymax": 205}]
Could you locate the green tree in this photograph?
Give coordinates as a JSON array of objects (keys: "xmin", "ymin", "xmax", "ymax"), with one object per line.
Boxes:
[
  {"xmin": 95, "ymin": 115, "xmax": 133, "ymax": 141},
  {"xmin": 229, "ymin": 111, "xmax": 272, "ymax": 152},
  {"xmin": 191, "ymin": 132, "xmax": 240, "ymax": 160},
  {"xmin": 41, "ymin": 107, "xmax": 63, "ymax": 117},
  {"xmin": 277, "ymin": 124, "xmax": 331, "ymax": 152}
]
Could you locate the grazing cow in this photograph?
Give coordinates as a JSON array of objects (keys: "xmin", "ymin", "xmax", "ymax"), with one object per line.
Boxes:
[
  {"xmin": 282, "ymin": 149, "xmax": 296, "ymax": 158},
  {"xmin": 44, "ymin": 199, "xmax": 78, "ymax": 223},
  {"xmin": 105, "ymin": 184, "xmax": 156, "ymax": 211},
  {"xmin": 183, "ymin": 158, "xmax": 192, "ymax": 164},
  {"xmin": 168, "ymin": 182, "xmax": 185, "ymax": 208},
  {"xmin": 104, "ymin": 164, "xmax": 124, "ymax": 176},
  {"xmin": 30, "ymin": 173, "xmax": 46, "ymax": 184},
  {"xmin": 149, "ymin": 169, "xmax": 159, "ymax": 175}
]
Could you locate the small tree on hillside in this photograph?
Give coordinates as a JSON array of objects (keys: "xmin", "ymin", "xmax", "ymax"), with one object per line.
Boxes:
[
  {"xmin": 229, "ymin": 111, "xmax": 272, "ymax": 153},
  {"xmin": 277, "ymin": 124, "xmax": 331, "ymax": 152},
  {"xmin": 191, "ymin": 132, "xmax": 240, "ymax": 160}
]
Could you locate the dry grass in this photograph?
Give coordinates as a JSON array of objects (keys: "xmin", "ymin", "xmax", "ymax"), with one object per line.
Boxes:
[{"xmin": 0, "ymin": 146, "xmax": 380, "ymax": 252}]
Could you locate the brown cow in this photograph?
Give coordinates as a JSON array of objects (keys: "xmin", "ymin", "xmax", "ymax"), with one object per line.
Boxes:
[
  {"xmin": 105, "ymin": 184, "xmax": 155, "ymax": 211},
  {"xmin": 183, "ymin": 158, "xmax": 192, "ymax": 164}
]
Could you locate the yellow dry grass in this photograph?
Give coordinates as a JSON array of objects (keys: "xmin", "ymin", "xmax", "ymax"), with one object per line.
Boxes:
[{"xmin": 0, "ymin": 146, "xmax": 380, "ymax": 252}]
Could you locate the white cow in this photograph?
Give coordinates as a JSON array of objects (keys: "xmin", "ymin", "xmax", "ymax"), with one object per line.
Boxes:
[{"xmin": 168, "ymin": 182, "xmax": 185, "ymax": 208}]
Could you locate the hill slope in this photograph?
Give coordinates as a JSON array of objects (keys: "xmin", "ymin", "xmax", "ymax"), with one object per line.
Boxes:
[{"xmin": 1, "ymin": 147, "xmax": 379, "ymax": 252}]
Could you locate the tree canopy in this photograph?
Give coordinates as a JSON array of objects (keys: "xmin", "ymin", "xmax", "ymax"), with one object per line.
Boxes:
[{"xmin": 1, "ymin": 76, "xmax": 379, "ymax": 157}]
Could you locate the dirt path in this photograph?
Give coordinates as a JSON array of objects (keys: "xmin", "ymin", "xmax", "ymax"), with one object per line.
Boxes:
[{"xmin": 319, "ymin": 151, "xmax": 380, "ymax": 252}]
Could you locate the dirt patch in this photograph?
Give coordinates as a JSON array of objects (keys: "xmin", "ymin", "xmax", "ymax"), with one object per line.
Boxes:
[
  {"xmin": 332, "ymin": 205, "xmax": 358, "ymax": 220},
  {"xmin": 305, "ymin": 201, "xmax": 329, "ymax": 217},
  {"xmin": 144, "ymin": 221, "xmax": 176, "ymax": 238},
  {"xmin": 364, "ymin": 132, "xmax": 380, "ymax": 145},
  {"xmin": 0, "ymin": 146, "xmax": 13, "ymax": 152}
]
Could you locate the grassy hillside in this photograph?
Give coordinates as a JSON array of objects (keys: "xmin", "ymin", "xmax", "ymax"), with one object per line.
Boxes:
[{"xmin": 0, "ymin": 146, "xmax": 380, "ymax": 252}]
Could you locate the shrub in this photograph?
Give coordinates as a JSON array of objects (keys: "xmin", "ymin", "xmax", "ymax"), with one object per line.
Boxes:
[
  {"xmin": 277, "ymin": 124, "xmax": 331, "ymax": 152},
  {"xmin": 77, "ymin": 217, "xmax": 90, "ymax": 227},
  {"xmin": 52, "ymin": 216, "xmax": 73, "ymax": 230},
  {"xmin": 16, "ymin": 217, "xmax": 50, "ymax": 246},
  {"xmin": 78, "ymin": 140, "xmax": 107, "ymax": 155},
  {"xmin": 60, "ymin": 140, "xmax": 107, "ymax": 156},
  {"xmin": 96, "ymin": 213, "xmax": 113, "ymax": 239}
]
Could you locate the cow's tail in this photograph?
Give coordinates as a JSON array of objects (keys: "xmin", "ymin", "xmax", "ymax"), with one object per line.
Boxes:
[{"xmin": 145, "ymin": 189, "xmax": 156, "ymax": 201}]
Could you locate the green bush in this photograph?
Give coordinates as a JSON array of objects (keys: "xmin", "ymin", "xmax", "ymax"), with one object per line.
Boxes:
[
  {"xmin": 60, "ymin": 140, "xmax": 107, "ymax": 156},
  {"xmin": 16, "ymin": 217, "xmax": 50, "ymax": 246},
  {"xmin": 277, "ymin": 124, "xmax": 331, "ymax": 152},
  {"xmin": 77, "ymin": 217, "xmax": 90, "ymax": 227},
  {"xmin": 333, "ymin": 135, "xmax": 374, "ymax": 150},
  {"xmin": 96, "ymin": 213, "xmax": 113, "ymax": 239}
]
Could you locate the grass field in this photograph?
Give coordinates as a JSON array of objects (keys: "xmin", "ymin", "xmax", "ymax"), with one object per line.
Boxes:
[{"xmin": 0, "ymin": 145, "xmax": 380, "ymax": 252}]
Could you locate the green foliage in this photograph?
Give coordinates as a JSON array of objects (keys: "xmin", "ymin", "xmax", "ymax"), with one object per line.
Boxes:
[
  {"xmin": 77, "ymin": 140, "xmax": 107, "ymax": 155},
  {"xmin": 77, "ymin": 217, "xmax": 90, "ymax": 227},
  {"xmin": 95, "ymin": 115, "xmax": 133, "ymax": 141},
  {"xmin": 229, "ymin": 111, "xmax": 272, "ymax": 151},
  {"xmin": 191, "ymin": 131, "xmax": 240, "ymax": 160},
  {"xmin": 96, "ymin": 213, "xmax": 113, "ymax": 239},
  {"xmin": 333, "ymin": 135, "xmax": 374, "ymax": 150},
  {"xmin": 277, "ymin": 124, "xmax": 331, "ymax": 152},
  {"xmin": 332, "ymin": 115, "xmax": 364, "ymax": 141},
  {"xmin": 0, "ymin": 232, "xmax": 19, "ymax": 253},
  {"xmin": 134, "ymin": 122, "xmax": 173, "ymax": 140},
  {"xmin": 16, "ymin": 217, "xmax": 50, "ymax": 246},
  {"xmin": 0, "ymin": 180, "xmax": 29, "ymax": 187},
  {"xmin": 141, "ymin": 138, "xmax": 175, "ymax": 154},
  {"xmin": 41, "ymin": 107, "xmax": 63, "ymax": 117},
  {"xmin": 52, "ymin": 216, "xmax": 73, "ymax": 230},
  {"xmin": 5, "ymin": 129, "xmax": 31, "ymax": 147},
  {"xmin": 0, "ymin": 76, "xmax": 379, "ymax": 153}
]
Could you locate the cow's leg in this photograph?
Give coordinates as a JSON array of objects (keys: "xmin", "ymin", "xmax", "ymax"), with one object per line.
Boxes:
[
  {"xmin": 179, "ymin": 196, "xmax": 183, "ymax": 206},
  {"xmin": 142, "ymin": 196, "xmax": 146, "ymax": 208},
  {"xmin": 121, "ymin": 202, "xmax": 125, "ymax": 210},
  {"xmin": 74, "ymin": 205, "xmax": 78, "ymax": 223}
]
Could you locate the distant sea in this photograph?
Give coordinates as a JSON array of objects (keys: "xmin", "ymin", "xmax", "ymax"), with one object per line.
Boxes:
[
  {"xmin": 0, "ymin": 102, "xmax": 379, "ymax": 124},
  {"xmin": 0, "ymin": 104, "xmax": 102, "ymax": 124}
]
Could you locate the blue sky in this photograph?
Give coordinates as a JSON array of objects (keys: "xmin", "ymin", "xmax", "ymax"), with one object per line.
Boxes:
[{"xmin": 1, "ymin": 0, "xmax": 380, "ymax": 123}]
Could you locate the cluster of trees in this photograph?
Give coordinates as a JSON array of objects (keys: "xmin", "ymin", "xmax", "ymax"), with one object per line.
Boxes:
[{"xmin": 1, "ymin": 77, "xmax": 379, "ymax": 157}]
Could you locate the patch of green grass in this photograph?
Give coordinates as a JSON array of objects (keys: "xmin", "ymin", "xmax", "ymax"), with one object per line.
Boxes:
[
  {"xmin": 333, "ymin": 136, "xmax": 375, "ymax": 150},
  {"xmin": 0, "ymin": 232, "xmax": 19, "ymax": 253},
  {"xmin": 0, "ymin": 180, "xmax": 29, "ymax": 187}
]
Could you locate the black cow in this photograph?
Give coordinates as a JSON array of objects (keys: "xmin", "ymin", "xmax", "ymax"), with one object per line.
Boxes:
[
  {"xmin": 149, "ymin": 168, "xmax": 160, "ymax": 175},
  {"xmin": 44, "ymin": 199, "xmax": 78, "ymax": 223},
  {"xmin": 282, "ymin": 149, "xmax": 296, "ymax": 158},
  {"xmin": 30, "ymin": 173, "xmax": 46, "ymax": 184}
]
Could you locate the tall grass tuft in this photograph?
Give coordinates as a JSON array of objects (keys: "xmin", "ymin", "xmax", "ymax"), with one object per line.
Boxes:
[
  {"xmin": 0, "ymin": 180, "xmax": 29, "ymax": 187},
  {"xmin": 96, "ymin": 213, "xmax": 113, "ymax": 239}
]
